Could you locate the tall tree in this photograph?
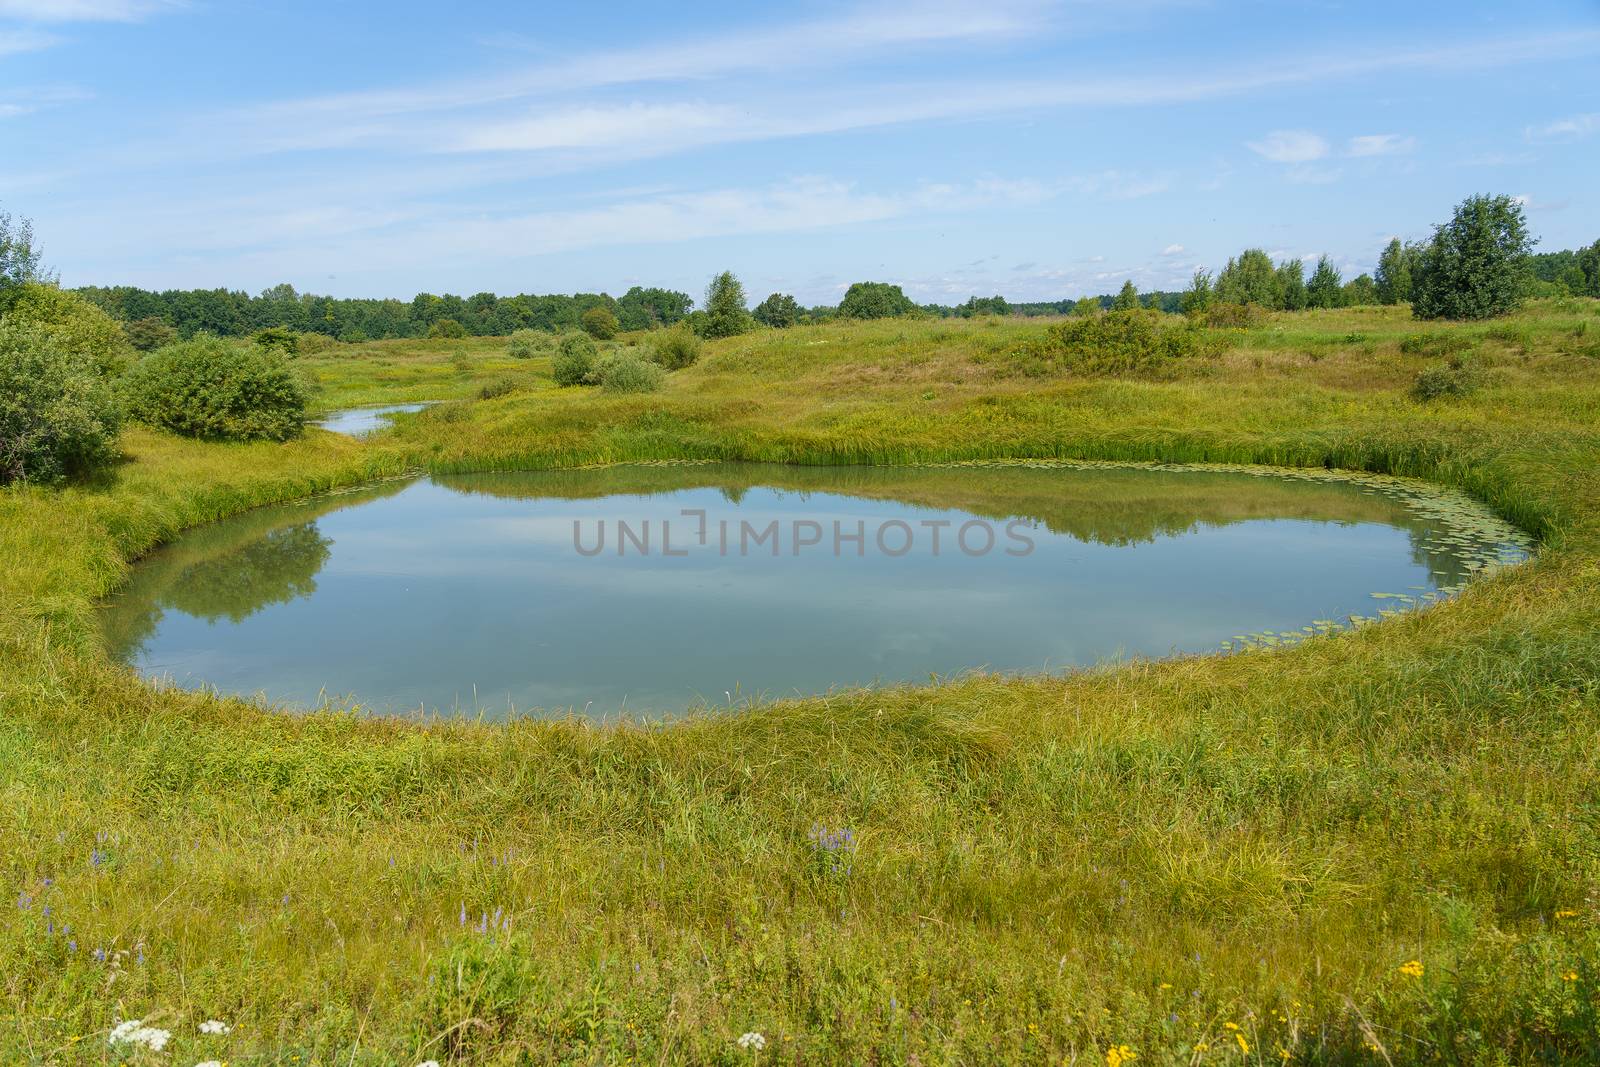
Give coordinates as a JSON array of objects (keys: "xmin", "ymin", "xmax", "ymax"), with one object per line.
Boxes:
[
  {"xmin": 1413, "ymin": 194, "xmax": 1535, "ymax": 320},
  {"xmin": 838, "ymin": 281, "xmax": 916, "ymax": 319},
  {"xmin": 752, "ymin": 292, "xmax": 801, "ymax": 328},
  {"xmin": 702, "ymin": 271, "xmax": 752, "ymax": 338},
  {"xmin": 1276, "ymin": 259, "xmax": 1307, "ymax": 311},
  {"xmin": 1343, "ymin": 274, "xmax": 1378, "ymax": 306},
  {"xmin": 1215, "ymin": 249, "xmax": 1281, "ymax": 307},
  {"xmin": 1110, "ymin": 280, "xmax": 1140, "ymax": 311},
  {"xmin": 0, "ymin": 210, "xmax": 45, "ymax": 311},
  {"xmin": 1306, "ymin": 256, "xmax": 1344, "ymax": 309},
  {"xmin": 1575, "ymin": 239, "xmax": 1600, "ymax": 298},
  {"xmin": 1374, "ymin": 238, "xmax": 1415, "ymax": 305},
  {"xmin": 1179, "ymin": 269, "xmax": 1212, "ymax": 314}
]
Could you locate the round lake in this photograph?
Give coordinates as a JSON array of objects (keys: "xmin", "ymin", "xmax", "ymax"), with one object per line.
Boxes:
[{"xmin": 98, "ymin": 462, "xmax": 1531, "ymax": 719}]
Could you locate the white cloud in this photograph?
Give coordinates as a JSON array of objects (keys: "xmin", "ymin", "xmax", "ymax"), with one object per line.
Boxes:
[
  {"xmin": 1347, "ymin": 133, "xmax": 1415, "ymax": 157},
  {"xmin": 0, "ymin": 0, "xmax": 175, "ymax": 20},
  {"xmin": 1524, "ymin": 113, "xmax": 1599, "ymax": 143},
  {"xmin": 201, "ymin": 27, "xmax": 1600, "ymax": 166},
  {"xmin": 0, "ymin": 27, "xmax": 57, "ymax": 54},
  {"xmin": 1161, "ymin": 244, "xmax": 1185, "ymax": 255},
  {"xmin": 449, "ymin": 103, "xmax": 737, "ymax": 153},
  {"xmin": 1246, "ymin": 130, "xmax": 1330, "ymax": 163}
]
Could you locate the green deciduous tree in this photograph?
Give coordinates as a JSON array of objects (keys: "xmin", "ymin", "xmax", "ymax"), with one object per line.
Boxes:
[
  {"xmin": 1276, "ymin": 259, "xmax": 1307, "ymax": 311},
  {"xmin": 616, "ymin": 286, "xmax": 693, "ymax": 331},
  {"xmin": 581, "ymin": 306, "xmax": 619, "ymax": 340},
  {"xmin": 3, "ymin": 283, "xmax": 131, "ymax": 376},
  {"xmin": 838, "ymin": 281, "xmax": 916, "ymax": 320},
  {"xmin": 125, "ymin": 316, "xmax": 177, "ymax": 352},
  {"xmin": 1180, "ymin": 269, "xmax": 1213, "ymax": 315},
  {"xmin": 0, "ymin": 210, "xmax": 46, "ymax": 312},
  {"xmin": 1413, "ymin": 194, "xmax": 1535, "ymax": 320},
  {"xmin": 752, "ymin": 292, "xmax": 801, "ymax": 328},
  {"xmin": 1306, "ymin": 256, "xmax": 1344, "ymax": 309},
  {"xmin": 1110, "ymin": 281, "xmax": 1140, "ymax": 311},
  {"xmin": 1575, "ymin": 239, "xmax": 1600, "ymax": 298},
  {"xmin": 1374, "ymin": 238, "xmax": 1418, "ymax": 305},
  {"xmin": 703, "ymin": 271, "xmax": 752, "ymax": 338},
  {"xmin": 1343, "ymin": 274, "xmax": 1378, "ymax": 306},
  {"xmin": 1215, "ymin": 249, "xmax": 1281, "ymax": 307}
]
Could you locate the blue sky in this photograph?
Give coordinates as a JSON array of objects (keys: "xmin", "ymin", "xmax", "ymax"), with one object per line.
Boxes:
[{"xmin": 1, "ymin": 0, "xmax": 1596, "ymax": 305}]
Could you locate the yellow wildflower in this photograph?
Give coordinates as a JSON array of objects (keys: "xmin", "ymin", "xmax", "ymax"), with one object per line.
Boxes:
[
  {"xmin": 1235, "ymin": 1032, "xmax": 1250, "ymax": 1055},
  {"xmin": 1555, "ymin": 909, "xmax": 1579, "ymax": 920},
  {"xmin": 1105, "ymin": 1044, "xmax": 1138, "ymax": 1067},
  {"xmin": 1563, "ymin": 971, "xmax": 1579, "ymax": 982},
  {"xmin": 1398, "ymin": 960, "xmax": 1424, "ymax": 979}
]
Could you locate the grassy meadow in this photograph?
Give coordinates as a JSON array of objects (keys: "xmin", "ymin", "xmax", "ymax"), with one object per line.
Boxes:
[{"xmin": 3, "ymin": 300, "xmax": 1600, "ymax": 1064}]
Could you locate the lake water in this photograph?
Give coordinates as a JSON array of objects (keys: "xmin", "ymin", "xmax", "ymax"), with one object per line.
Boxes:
[{"xmin": 98, "ymin": 462, "xmax": 1531, "ymax": 719}]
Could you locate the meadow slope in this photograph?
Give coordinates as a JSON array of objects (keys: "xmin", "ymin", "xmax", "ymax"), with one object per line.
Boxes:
[{"xmin": 3, "ymin": 302, "xmax": 1600, "ymax": 1064}]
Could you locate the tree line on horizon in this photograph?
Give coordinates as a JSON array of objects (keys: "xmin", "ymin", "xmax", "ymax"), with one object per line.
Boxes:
[{"xmin": 52, "ymin": 193, "xmax": 1600, "ymax": 345}]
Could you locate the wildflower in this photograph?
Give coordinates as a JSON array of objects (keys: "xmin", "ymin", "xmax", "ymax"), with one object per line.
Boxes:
[
  {"xmin": 1555, "ymin": 909, "xmax": 1579, "ymax": 920},
  {"xmin": 199, "ymin": 1020, "xmax": 231, "ymax": 1034},
  {"xmin": 1235, "ymin": 1032, "xmax": 1250, "ymax": 1055},
  {"xmin": 737, "ymin": 1032, "xmax": 766, "ymax": 1051},
  {"xmin": 196, "ymin": 1061, "xmax": 225, "ymax": 1067},
  {"xmin": 1105, "ymin": 1044, "xmax": 1138, "ymax": 1067},
  {"xmin": 417, "ymin": 1061, "xmax": 441, "ymax": 1067},
  {"xmin": 1398, "ymin": 960, "xmax": 1425, "ymax": 979},
  {"xmin": 108, "ymin": 1020, "xmax": 172, "ymax": 1052},
  {"xmin": 1563, "ymin": 971, "xmax": 1579, "ymax": 982}
]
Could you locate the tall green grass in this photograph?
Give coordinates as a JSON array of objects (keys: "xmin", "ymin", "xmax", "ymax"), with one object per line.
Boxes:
[{"xmin": 1, "ymin": 301, "xmax": 1599, "ymax": 1063}]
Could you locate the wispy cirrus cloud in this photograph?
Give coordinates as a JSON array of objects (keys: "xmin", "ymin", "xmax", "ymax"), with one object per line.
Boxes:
[
  {"xmin": 0, "ymin": 0, "xmax": 178, "ymax": 20},
  {"xmin": 1347, "ymin": 133, "xmax": 1415, "ymax": 157},
  {"xmin": 1246, "ymin": 130, "xmax": 1330, "ymax": 163},
  {"xmin": 0, "ymin": 26, "xmax": 56, "ymax": 54},
  {"xmin": 210, "ymin": 25, "xmax": 1600, "ymax": 165},
  {"xmin": 1525, "ymin": 113, "xmax": 1599, "ymax": 143}
]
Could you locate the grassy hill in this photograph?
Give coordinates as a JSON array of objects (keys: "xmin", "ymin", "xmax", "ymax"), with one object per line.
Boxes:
[{"xmin": 3, "ymin": 300, "xmax": 1599, "ymax": 1063}]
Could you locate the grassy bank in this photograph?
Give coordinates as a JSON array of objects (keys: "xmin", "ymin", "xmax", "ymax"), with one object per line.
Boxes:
[{"xmin": 3, "ymin": 302, "xmax": 1600, "ymax": 1064}]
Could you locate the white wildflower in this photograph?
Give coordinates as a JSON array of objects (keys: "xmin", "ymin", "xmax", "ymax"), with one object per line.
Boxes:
[
  {"xmin": 417, "ymin": 1061, "xmax": 442, "ymax": 1067},
  {"xmin": 108, "ymin": 1019, "xmax": 144, "ymax": 1044},
  {"xmin": 737, "ymin": 1031, "xmax": 766, "ymax": 1051},
  {"xmin": 198, "ymin": 1019, "xmax": 231, "ymax": 1035},
  {"xmin": 195, "ymin": 1061, "xmax": 224, "ymax": 1067},
  {"xmin": 108, "ymin": 1019, "xmax": 172, "ymax": 1051}
]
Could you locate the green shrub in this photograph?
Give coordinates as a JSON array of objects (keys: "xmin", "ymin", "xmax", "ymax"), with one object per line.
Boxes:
[
  {"xmin": 122, "ymin": 336, "xmax": 307, "ymax": 440},
  {"xmin": 650, "ymin": 324, "xmax": 703, "ymax": 370},
  {"xmin": 1010, "ymin": 309, "xmax": 1226, "ymax": 377},
  {"xmin": 0, "ymin": 322, "xmax": 121, "ymax": 485},
  {"xmin": 550, "ymin": 332, "xmax": 598, "ymax": 386},
  {"xmin": 293, "ymin": 331, "xmax": 338, "ymax": 355},
  {"xmin": 581, "ymin": 306, "xmax": 619, "ymax": 340},
  {"xmin": 2, "ymin": 282, "xmax": 131, "ymax": 376},
  {"xmin": 507, "ymin": 329, "xmax": 548, "ymax": 359},
  {"xmin": 427, "ymin": 318, "xmax": 468, "ymax": 339},
  {"xmin": 1411, "ymin": 354, "xmax": 1482, "ymax": 401},
  {"xmin": 596, "ymin": 350, "xmax": 666, "ymax": 393},
  {"xmin": 477, "ymin": 376, "xmax": 516, "ymax": 400},
  {"xmin": 252, "ymin": 326, "xmax": 300, "ymax": 356},
  {"xmin": 1194, "ymin": 301, "xmax": 1267, "ymax": 328}
]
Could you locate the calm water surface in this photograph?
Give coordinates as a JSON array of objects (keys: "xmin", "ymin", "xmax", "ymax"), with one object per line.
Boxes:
[
  {"xmin": 98, "ymin": 463, "xmax": 1530, "ymax": 719},
  {"xmin": 313, "ymin": 403, "xmax": 432, "ymax": 436}
]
